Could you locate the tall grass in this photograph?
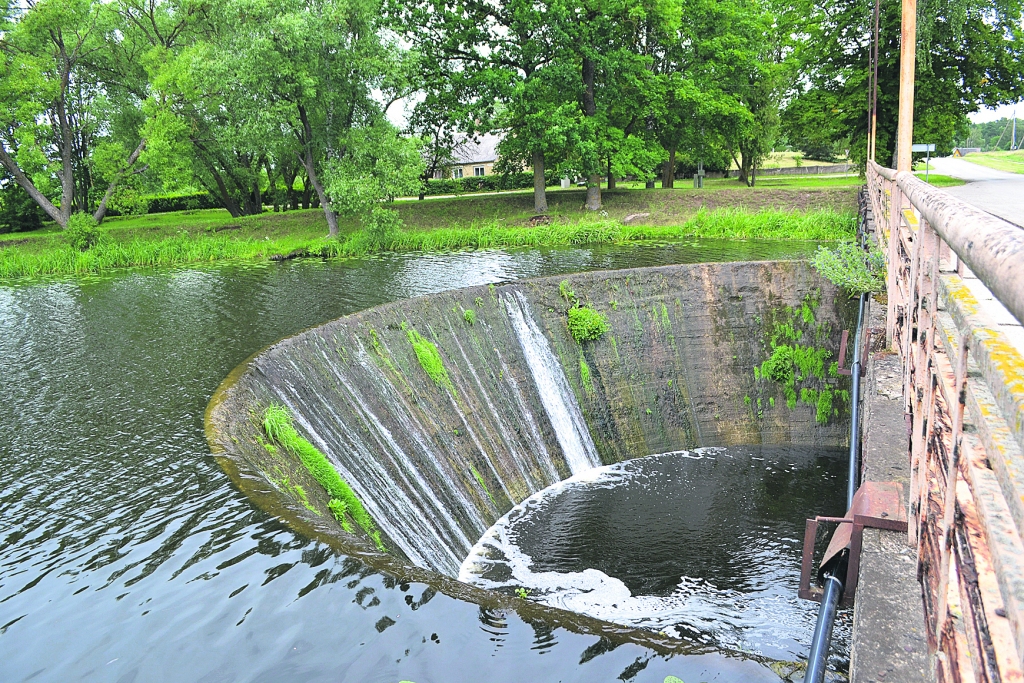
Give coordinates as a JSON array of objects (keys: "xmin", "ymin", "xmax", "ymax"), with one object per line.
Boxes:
[
  {"xmin": 326, "ymin": 208, "xmax": 856, "ymax": 257},
  {"xmin": 0, "ymin": 207, "xmax": 856, "ymax": 279}
]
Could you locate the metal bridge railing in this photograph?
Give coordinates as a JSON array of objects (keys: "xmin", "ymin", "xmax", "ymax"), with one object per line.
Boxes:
[{"xmin": 866, "ymin": 160, "xmax": 1024, "ymax": 683}]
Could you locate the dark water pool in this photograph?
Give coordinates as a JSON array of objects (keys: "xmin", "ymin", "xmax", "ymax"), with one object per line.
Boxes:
[
  {"xmin": 0, "ymin": 240, "xmax": 838, "ymax": 683},
  {"xmin": 460, "ymin": 447, "xmax": 851, "ymax": 662}
]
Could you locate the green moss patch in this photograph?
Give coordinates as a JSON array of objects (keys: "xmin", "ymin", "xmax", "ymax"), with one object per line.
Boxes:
[
  {"xmin": 567, "ymin": 306, "xmax": 610, "ymax": 343},
  {"xmin": 262, "ymin": 404, "xmax": 384, "ymax": 550},
  {"xmin": 407, "ymin": 328, "xmax": 456, "ymax": 396}
]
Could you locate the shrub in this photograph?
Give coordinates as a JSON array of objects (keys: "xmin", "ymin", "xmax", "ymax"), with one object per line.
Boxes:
[
  {"xmin": 567, "ymin": 305, "xmax": 610, "ymax": 343},
  {"xmin": 463, "ymin": 308, "xmax": 476, "ymax": 325},
  {"xmin": 146, "ymin": 192, "xmax": 221, "ymax": 214},
  {"xmin": 421, "ymin": 171, "xmax": 540, "ymax": 196},
  {"xmin": 811, "ymin": 242, "xmax": 886, "ymax": 295},
  {"xmin": 108, "ymin": 187, "xmax": 150, "ymax": 216},
  {"xmin": 64, "ymin": 213, "xmax": 100, "ymax": 251}
]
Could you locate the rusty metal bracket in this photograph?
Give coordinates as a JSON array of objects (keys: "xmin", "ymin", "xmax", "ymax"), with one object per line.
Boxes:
[
  {"xmin": 799, "ymin": 482, "xmax": 907, "ymax": 607},
  {"xmin": 837, "ymin": 329, "xmax": 873, "ymax": 377}
]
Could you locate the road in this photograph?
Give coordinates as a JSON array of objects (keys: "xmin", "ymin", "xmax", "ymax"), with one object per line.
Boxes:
[{"xmin": 929, "ymin": 156, "xmax": 1024, "ymax": 227}]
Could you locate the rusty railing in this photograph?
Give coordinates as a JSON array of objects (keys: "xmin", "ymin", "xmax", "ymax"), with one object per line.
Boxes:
[{"xmin": 866, "ymin": 160, "xmax": 1024, "ymax": 682}]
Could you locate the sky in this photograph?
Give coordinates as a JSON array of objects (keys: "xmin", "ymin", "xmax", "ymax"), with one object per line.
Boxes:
[{"xmin": 970, "ymin": 103, "xmax": 1022, "ymax": 123}]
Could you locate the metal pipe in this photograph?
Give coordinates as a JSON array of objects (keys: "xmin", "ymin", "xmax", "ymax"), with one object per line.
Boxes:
[
  {"xmin": 805, "ymin": 572, "xmax": 846, "ymax": 683},
  {"xmin": 806, "ymin": 221, "xmax": 869, "ymax": 678},
  {"xmin": 848, "ymin": 292, "xmax": 867, "ymax": 509}
]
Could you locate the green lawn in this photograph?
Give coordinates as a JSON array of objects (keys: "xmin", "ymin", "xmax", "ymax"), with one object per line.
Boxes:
[
  {"xmin": 915, "ymin": 173, "xmax": 967, "ymax": 187},
  {"xmin": 961, "ymin": 149, "xmax": 1024, "ymax": 174},
  {"xmin": 0, "ymin": 184, "xmax": 860, "ymax": 280}
]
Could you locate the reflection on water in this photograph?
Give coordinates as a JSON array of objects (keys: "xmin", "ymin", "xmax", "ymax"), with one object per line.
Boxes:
[{"xmin": 1, "ymin": 241, "xmax": 822, "ymax": 682}]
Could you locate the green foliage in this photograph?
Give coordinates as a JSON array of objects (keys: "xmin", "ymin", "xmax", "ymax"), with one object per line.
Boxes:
[
  {"xmin": 559, "ymin": 279, "xmax": 577, "ymax": 304},
  {"xmin": 579, "ymin": 356, "xmax": 595, "ymax": 394},
  {"xmin": 567, "ymin": 306, "xmax": 610, "ymax": 344},
  {"xmin": 515, "ymin": 587, "xmax": 530, "ymax": 599},
  {"xmin": 64, "ymin": 213, "xmax": 100, "ymax": 251},
  {"xmin": 463, "ymin": 309, "xmax": 476, "ymax": 325},
  {"xmin": 0, "ymin": 181, "xmax": 44, "ymax": 233},
  {"xmin": 325, "ymin": 122, "xmax": 424, "ymax": 245},
  {"xmin": 422, "ymin": 172, "xmax": 541, "ymax": 196},
  {"xmin": 960, "ymin": 118, "xmax": 1024, "ymax": 152},
  {"xmin": 262, "ymin": 404, "xmax": 384, "ymax": 549},
  {"xmin": 811, "ymin": 242, "xmax": 887, "ymax": 295},
  {"xmin": 470, "ymin": 464, "xmax": 495, "ymax": 505},
  {"xmin": 754, "ymin": 296, "xmax": 843, "ymax": 424},
  {"xmin": 407, "ymin": 329, "xmax": 456, "ymax": 395}
]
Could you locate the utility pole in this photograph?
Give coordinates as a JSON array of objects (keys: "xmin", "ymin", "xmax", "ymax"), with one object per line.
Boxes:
[
  {"xmin": 868, "ymin": 0, "xmax": 881, "ymax": 162},
  {"xmin": 896, "ymin": 0, "xmax": 917, "ymax": 171}
]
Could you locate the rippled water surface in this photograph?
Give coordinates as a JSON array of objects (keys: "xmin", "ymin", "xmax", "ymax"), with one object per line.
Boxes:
[{"xmin": 1, "ymin": 241, "xmax": 831, "ymax": 683}]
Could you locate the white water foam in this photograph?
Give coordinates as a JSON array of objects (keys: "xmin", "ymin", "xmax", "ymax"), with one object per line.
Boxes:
[
  {"xmin": 501, "ymin": 290, "xmax": 601, "ymax": 476},
  {"xmin": 459, "ymin": 448, "xmax": 820, "ymax": 657}
]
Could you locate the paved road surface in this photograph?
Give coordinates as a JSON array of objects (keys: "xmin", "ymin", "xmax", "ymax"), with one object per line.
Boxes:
[{"xmin": 928, "ymin": 156, "xmax": 1024, "ymax": 227}]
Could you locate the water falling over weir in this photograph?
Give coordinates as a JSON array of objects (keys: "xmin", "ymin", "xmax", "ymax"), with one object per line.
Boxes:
[{"xmin": 207, "ymin": 260, "xmax": 855, "ymax": 650}]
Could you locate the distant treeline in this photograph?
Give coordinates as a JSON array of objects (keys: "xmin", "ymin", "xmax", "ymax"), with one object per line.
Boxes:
[{"xmin": 959, "ymin": 118, "xmax": 1022, "ymax": 151}]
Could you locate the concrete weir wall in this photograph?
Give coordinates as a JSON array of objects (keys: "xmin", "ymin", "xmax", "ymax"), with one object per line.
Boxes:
[{"xmin": 207, "ymin": 261, "xmax": 854, "ymax": 576}]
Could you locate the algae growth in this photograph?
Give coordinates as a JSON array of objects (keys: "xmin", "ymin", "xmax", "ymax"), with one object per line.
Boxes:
[
  {"xmin": 262, "ymin": 404, "xmax": 385, "ymax": 550},
  {"xmin": 407, "ymin": 328, "xmax": 457, "ymax": 396}
]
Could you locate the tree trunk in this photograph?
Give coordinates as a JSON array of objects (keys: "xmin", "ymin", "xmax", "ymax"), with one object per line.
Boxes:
[
  {"xmin": 93, "ymin": 138, "xmax": 147, "ymax": 225},
  {"xmin": 607, "ymin": 158, "xmax": 616, "ymax": 190},
  {"xmin": 296, "ymin": 105, "xmax": 337, "ymax": 235},
  {"xmin": 662, "ymin": 147, "xmax": 676, "ymax": 188},
  {"xmin": 0, "ymin": 141, "xmax": 67, "ymax": 227},
  {"xmin": 585, "ymin": 175, "xmax": 602, "ymax": 210},
  {"xmin": 581, "ymin": 57, "xmax": 601, "ymax": 211},
  {"xmin": 281, "ymin": 164, "xmax": 298, "ymax": 211},
  {"xmin": 532, "ymin": 149, "xmax": 547, "ymax": 213},
  {"xmin": 732, "ymin": 151, "xmax": 748, "ymax": 185}
]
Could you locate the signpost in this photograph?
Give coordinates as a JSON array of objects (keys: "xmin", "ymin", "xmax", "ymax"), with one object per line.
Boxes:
[{"xmin": 911, "ymin": 143, "xmax": 935, "ymax": 182}]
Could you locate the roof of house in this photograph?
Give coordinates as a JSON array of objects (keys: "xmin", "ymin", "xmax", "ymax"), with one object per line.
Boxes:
[{"xmin": 452, "ymin": 134, "xmax": 500, "ymax": 165}]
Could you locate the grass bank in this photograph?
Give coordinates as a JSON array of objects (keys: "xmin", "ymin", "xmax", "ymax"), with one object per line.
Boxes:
[
  {"xmin": 960, "ymin": 150, "xmax": 1024, "ymax": 175},
  {"xmin": 0, "ymin": 185, "xmax": 859, "ymax": 280}
]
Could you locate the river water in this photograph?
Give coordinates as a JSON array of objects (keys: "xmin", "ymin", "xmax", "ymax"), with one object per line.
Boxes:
[{"xmin": 0, "ymin": 240, "xmax": 841, "ymax": 683}]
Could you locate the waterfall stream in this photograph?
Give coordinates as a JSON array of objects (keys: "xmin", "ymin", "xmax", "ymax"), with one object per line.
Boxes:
[{"xmin": 502, "ymin": 290, "xmax": 601, "ymax": 476}]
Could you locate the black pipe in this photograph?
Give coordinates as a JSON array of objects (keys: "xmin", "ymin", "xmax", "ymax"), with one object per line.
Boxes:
[
  {"xmin": 805, "ymin": 211, "xmax": 871, "ymax": 679},
  {"xmin": 847, "ymin": 291, "xmax": 867, "ymax": 509},
  {"xmin": 805, "ymin": 570, "xmax": 846, "ymax": 683}
]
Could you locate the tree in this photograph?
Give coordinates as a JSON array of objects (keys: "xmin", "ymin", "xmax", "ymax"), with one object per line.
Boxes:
[
  {"xmin": 392, "ymin": 0, "xmax": 566, "ymax": 213},
  {"xmin": 0, "ymin": 0, "xmax": 148, "ymax": 227},
  {"xmin": 790, "ymin": 0, "xmax": 1024, "ymax": 166}
]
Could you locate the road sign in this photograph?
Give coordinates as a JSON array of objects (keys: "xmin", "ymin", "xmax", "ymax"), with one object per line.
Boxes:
[{"xmin": 911, "ymin": 143, "xmax": 935, "ymax": 182}]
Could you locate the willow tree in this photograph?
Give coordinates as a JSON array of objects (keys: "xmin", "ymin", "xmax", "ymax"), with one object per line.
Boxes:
[{"xmin": 0, "ymin": 0, "xmax": 148, "ymax": 226}]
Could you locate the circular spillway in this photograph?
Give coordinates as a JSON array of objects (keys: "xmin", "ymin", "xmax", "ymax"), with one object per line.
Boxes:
[
  {"xmin": 206, "ymin": 261, "xmax": 856, "ymax": 667},
  {"xmin": 460, "ymin": 446, "xmax": 851, "ymax": 660}
]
